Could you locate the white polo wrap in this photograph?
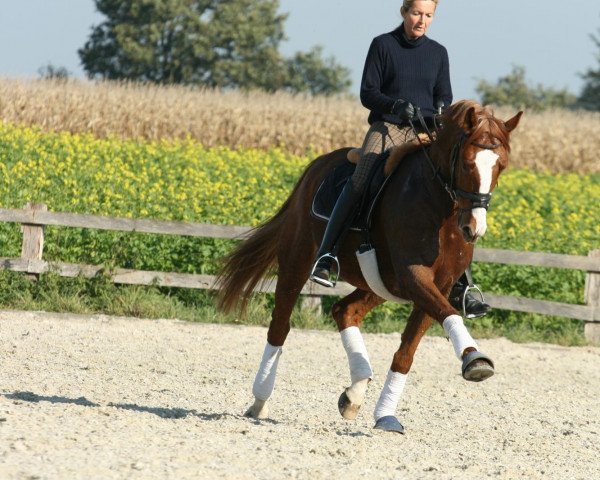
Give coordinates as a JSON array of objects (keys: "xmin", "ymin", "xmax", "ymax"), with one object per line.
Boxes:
[
  {"xmin": 373, "ymin": 369, "xmax": 408, "ymax": 421},
  {"xmin": 341, "ymin": 326, "xmax": 373, "ymax": 384},
  {"xmin": 443, "ymin": 314, "xmax": 479, "ymax": 360},
  {"xmin": 252, "ymin": 342, "xmax": 283, "ymax": 401}
]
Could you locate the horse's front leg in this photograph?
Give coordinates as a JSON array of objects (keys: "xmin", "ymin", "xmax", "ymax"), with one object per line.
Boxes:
[
  {"xmin": 332, "ymin": 289, "xmax": 384, "ymax": 420},
  {"xmin": 441, "ymin": 314, "xmax": 495, "ymax": 382},
  {"xmin": 372, "ymin": 308, "xmax": 432, "ymax": 433},
  {"xmin": 398, "ymin": 264, "xmax": 495, "ymax": 382},
  {"xmin": 371, "ymin": 264, "xmax": 495, "ymax": 433}
]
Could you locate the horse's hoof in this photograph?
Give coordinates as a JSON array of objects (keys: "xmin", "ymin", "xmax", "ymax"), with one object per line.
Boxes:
[
  {"xmin": 338, "ymin": 389, "xmax": 361, "ymax": 420},
  {"xmin": 462, "ymin": 351, "xmax": 495, "ymax": 382},
  {"xmin": 373, "ymin": 415, "xmax": 405, "ymax": 434},
  {"xmin": 244, "ymin": 399, "xmax": 269, "ymax": 419}
]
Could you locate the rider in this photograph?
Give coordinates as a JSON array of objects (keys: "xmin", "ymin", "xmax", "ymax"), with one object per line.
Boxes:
[{"xmin": 309, "ymin": 0, "xmax": 490, "ymax": 318}]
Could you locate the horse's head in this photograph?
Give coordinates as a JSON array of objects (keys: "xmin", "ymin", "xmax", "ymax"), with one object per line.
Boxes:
[{"xmin": 435, "ymin": 100, "xmax": 523, "ymax": 243}]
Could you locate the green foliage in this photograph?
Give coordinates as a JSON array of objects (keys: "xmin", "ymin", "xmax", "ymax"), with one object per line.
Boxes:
[
  {"xmin": 283, "ymin": 46, "xmax": 352, "ymax": 96},
  {"xmin": 476, "ymin": 65, "xmax": 577, "ymax": 111},
  {"xmin": 578, "ymin": 29, "xmax": 600, "ymax": 111},
  {"xmin": 79, "ymin": 0, "xmax": 351, "ymax": 94}
]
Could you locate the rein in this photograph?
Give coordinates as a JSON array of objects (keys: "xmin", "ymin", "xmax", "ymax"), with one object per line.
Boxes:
[{"xmin": 409, "ymin": 108, "xmax": 500, "ymax": 211}]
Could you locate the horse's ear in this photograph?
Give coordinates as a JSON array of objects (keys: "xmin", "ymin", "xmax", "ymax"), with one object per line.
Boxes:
[
  {"xmin": 504, "ymin": 111, "xmax": 523, "ymax": 132},
  {"xmin": 466, "ymin": 107, "xmax": 478, "ymax": 130}
]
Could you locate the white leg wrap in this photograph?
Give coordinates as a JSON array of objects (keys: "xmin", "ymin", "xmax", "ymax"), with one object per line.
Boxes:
[
  {"xmin": 373, "ymin": 369, "xmax": 408, "ymax": 421},
  {"xmin": 443, "ymin": 314, "xmax": 479, "ymax": 360},
  {"xmin": 341, "ymin": 326, "xmax": 373, "ymax": 384},
  {"xmin": 252, "ymin": 342, "xmax": 282, "ymax": 401}
]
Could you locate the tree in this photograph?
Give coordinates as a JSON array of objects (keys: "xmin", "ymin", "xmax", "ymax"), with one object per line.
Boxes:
[
  {"xmin": 283, "ymin": 46, "xmax": 351, "ymax": 96},
  {"xmin": 79, "ymin": 0, "xmax": 351, "ymax": 95},
  {"xmin": 475, "ymin": 65, "xmax": 576, "ymax": 111},
  {"xmin": 577, "ymin": 28, "xmax": 600, "ymax": 111},
  {"xmin": 38, "ymin": 63, "xmax": 71, "ymax": 81}
]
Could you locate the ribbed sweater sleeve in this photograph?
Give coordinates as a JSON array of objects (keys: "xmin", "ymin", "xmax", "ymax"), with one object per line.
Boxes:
[
  {"xmin": 360, "ymin": 37, "xmax": 396, "ymax": 115},
  {"xmin": 433, "ymin": 46, "xmax": 452, "ymax": 110}
]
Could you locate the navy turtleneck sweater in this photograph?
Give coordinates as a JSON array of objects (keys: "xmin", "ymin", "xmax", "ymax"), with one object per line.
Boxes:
[{"xmin": 360, "ymin": 24, "xmax": 453, "ymax": 125}]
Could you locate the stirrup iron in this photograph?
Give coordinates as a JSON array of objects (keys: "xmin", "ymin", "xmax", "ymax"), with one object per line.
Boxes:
[
  {"xmin": 310, "ymin": 253, "xmax": 340, "ymax": 288},
  {"xmin": 460, "ymin": 284, "xmax": 485, "ymax": 318}
]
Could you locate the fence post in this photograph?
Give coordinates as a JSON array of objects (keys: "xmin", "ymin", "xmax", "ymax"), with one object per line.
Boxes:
[
  {"xmin": 301, "ymin": 282, "xmax": 322, "ymax": 316},
  {"xmin": 21, "ymin": 202, "xmax": 47, "ymax": 279},
  {"xmin": 584, "ymin": 249, "xmax": 600, "ymax": 345}
]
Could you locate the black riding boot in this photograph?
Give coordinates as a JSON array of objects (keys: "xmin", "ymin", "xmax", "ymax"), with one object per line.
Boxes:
[
  {"xmin": 310, "ymin": 181, "xmax": 361, "ymax": 287},
  {"xmin": 449, "ymin": 267, "xmax": 491, "ymax": 318}
]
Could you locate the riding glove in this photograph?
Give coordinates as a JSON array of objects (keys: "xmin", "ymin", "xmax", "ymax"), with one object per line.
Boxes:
[{"xmin": 391, "ymin": 99, "xmax": 415, "ymax": 121}]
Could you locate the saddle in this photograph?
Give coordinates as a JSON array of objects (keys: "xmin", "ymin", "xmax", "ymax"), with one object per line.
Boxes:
[{"xmin": 311, "ymin": 135, "xmax": 430, "ymax": 233}]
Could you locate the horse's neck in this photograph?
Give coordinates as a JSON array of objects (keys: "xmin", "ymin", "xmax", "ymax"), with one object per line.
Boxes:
[
  {"xmin": 407, "ymin": 145, "xmax": 451, "ymax": 205},
  {"xmin": 390, "ymin": 149, "xmax": 454, "ymax": 215},
  {"xmin": 376, "ymin": 151, "xmax": 457, "ymax": 252},
  {"xmin": 429, "ymin": 143, "xmax": 453, "ymax": 181}
]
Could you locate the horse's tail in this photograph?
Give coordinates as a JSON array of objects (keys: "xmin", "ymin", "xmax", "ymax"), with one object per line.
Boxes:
[{"xmin": 215, "ymin": 165, "xmax": 314, "ymax": 315}]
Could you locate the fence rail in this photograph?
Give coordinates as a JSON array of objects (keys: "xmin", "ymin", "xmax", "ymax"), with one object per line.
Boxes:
[{"xmin": 0, "ymin": 204, "xmax": 598, "ymax": 342}]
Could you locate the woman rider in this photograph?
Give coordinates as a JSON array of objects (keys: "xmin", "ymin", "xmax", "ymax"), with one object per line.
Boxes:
[{"xmin": 309, "ymin": 0, "xmax": 490, "ymax": 318}]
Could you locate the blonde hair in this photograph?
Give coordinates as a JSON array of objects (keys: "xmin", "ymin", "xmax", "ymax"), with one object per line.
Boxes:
[{"xmin": 402, "ymin": 0, "xmax": 438, "ymax": 9}]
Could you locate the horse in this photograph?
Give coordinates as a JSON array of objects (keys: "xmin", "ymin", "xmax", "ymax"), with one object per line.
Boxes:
[{"xmin": 216, "ymin": 100, "xmax": 522, "ymax": 433}]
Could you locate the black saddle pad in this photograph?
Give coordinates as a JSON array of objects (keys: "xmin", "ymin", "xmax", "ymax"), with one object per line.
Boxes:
[{"xmin": 311, "ymin": 150, "xmax": 390, "ymax": 231}]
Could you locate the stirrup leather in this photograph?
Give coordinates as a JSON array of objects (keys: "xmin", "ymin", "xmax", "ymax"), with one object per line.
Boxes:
[
  {"xmin": 309, "ymin": 253, "xmax": 341, "ymax": 288},
  {"xmin": 460, "ymin": 284, "xmax": 485, "ymax": 318}
]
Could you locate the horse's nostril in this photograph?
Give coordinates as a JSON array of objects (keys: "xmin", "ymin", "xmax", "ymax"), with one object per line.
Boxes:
[{"xmin": 462, "ymin": 226, "xmax": 473, "ymax": 241}]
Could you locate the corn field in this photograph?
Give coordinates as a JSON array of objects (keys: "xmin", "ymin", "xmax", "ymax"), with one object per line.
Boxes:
[{"xmin": 0, "ymin": 77, "xmax": 598, "ymax": 173}]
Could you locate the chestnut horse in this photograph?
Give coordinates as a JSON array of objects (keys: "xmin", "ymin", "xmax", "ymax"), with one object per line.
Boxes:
[{"xmin": 216, "ymin": 100, "xmax": 522, "ymax": 433}]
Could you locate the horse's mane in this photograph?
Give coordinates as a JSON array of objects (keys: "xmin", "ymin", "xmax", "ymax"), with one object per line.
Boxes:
[{"xmin": 443, "ymin": 100, "xmax": 512, "ymax": 151}]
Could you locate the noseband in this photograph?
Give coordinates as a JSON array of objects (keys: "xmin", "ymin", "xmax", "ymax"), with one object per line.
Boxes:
[
  {"xmin": 448, "ymin": 134, "xmax": 501, "ymax": 210},
  {"xmin": 411, "ymin": 110, "xmax": 502, "ymax": 211}
]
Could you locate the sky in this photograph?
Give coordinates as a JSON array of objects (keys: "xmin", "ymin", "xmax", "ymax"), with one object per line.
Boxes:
[{"xmin": 0, "ymin": 0, "xmax": 598, "ymax": 101}]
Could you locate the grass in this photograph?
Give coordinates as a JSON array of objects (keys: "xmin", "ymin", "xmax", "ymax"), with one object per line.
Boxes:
[{"xmin": 0, "ymin": 271, "xmax": 586, "ymax": 346}]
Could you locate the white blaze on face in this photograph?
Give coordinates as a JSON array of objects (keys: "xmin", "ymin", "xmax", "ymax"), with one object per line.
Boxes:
[{"xmin": 472, "ymin": 149, "xmax": 499, "ymax": 237}]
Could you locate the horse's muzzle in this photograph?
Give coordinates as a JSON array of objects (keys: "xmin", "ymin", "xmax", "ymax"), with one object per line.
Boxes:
[
  {"xmin": 459, "ymin": 207, "xmax": 488, "ymax": 243},
  {"xmin": 461, "ymin": 225, "xmax": 478, "ymax": 243}
]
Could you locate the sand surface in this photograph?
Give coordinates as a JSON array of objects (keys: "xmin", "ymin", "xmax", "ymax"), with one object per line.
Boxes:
[{"xmin": 0, "ymin": 310, "xmax": 599, "ymax": 479}]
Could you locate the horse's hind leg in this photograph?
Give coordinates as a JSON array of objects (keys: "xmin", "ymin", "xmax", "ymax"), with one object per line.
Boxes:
[
  {"xmin": 245, "ymin": 247, "xmax": 314, "ymax": 419},
  {"xmin": 332, "ymin": 289, "xmax": 384, "ymax": 420}
]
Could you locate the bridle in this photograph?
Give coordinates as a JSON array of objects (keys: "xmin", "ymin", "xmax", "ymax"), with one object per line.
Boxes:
[{"xmin": 410, "ymin": 108, "xmax": 502, "ymax": 212}]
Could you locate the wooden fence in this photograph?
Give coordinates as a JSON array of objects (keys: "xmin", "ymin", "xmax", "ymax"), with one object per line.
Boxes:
[{"xmin": 1, "ymin": 203, "xmax": 599, "ymax": 343}]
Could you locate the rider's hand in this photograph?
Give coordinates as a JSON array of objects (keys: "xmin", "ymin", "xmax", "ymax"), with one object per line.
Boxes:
[
  {"xmin": 435, "ymin": 100, "xmax": 445, "ymax": 115},
  {"xmin": 391, "ymin": 99, "xmax": 415, "ymax": 121}
]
